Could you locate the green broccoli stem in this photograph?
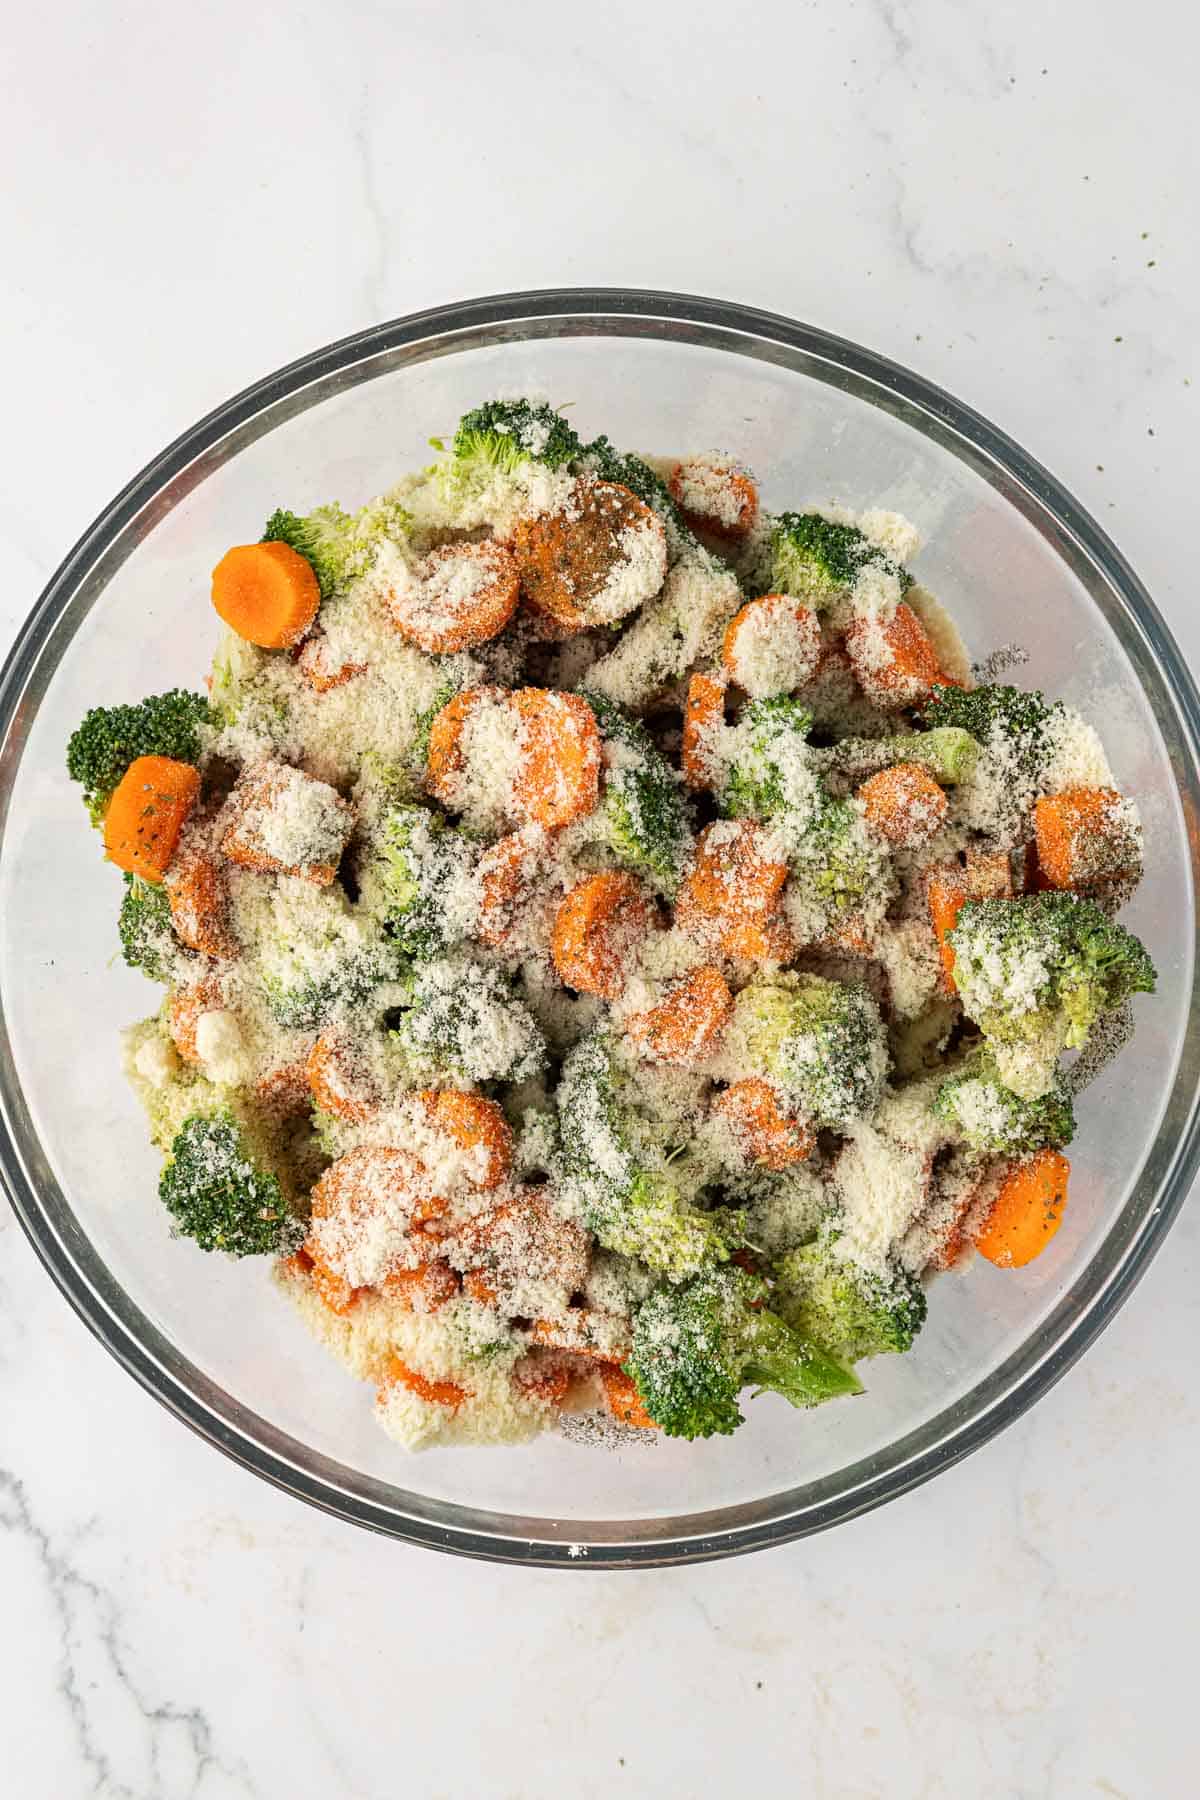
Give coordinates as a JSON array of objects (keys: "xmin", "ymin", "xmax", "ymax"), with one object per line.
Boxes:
[{"xmin": 812, "ymin": 726, "xmax": 978, "ymax": 786}]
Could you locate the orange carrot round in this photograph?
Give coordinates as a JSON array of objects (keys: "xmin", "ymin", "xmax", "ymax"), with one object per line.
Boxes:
[
  {"xmin": 845, "ymin": 601, "xmax": 941, "ymax": 707},
  {"xmin": 975, "ymin": 1150, "xmax": 1070, "ymax": 1268},
  {"xmin": 668, "ymin": 455, "xmax": 758, "ymax": 542},
  {"xmin": 926, "ymin": 866, "xmax": 968, "ymax": 990},
  {"xmin": 377, "ymin": 1354, "xmax": 469, "ymax": 1410},
  {"xmin": 713, "ymin": 1078, "xmax": 815, "ymax": 1170},
  {"xmin": 167, "ymin": 971, "xmax": 225, "ymax": 1066},
  {"xmin": 414, "ymin": 1090, "xmax": 513, "ymax": 1190},
  {"xmin": 378, "ymin": 1259, "xmax": 459, "ymax": 1310},
  {"xmin": 514, "ymin": 1355, "xmax": 573, "ymax": 1407},
  {"xmin": 551, "ymin": 871, "xmax": 654, "ymax": 999},
  {"xmin": 859, "ymin": 761, "xmax": 949, "ymax": 847},
  {"xmin": 425, "ymin": 687, "xmax": 497, "ymax": 806},
  {"xmin": 627, "ymin": 966, "xmax": 733, "ymax": 1066},
  {"xmin": 303, "ymin": 1246, "xmax": 364, "ymax": 1316},
  {"xmin": 476, "ymin": 829, "xmax": 543, "ymax": 948},
  {"xmin": 211, "ymin": 541, "xmax": 320, "ymax": 649},
  {"xmin": 511, "ymin": 480, "xmax": 666, "ymax": 630},
  {"xmin": 682, "ymin": 672, "xmax": 726, "ymax": 790},
  {"xmin": 254, "ymin": 1060, "xmax": 313, "ymax": 1118},
  {"xmin": 388, "ymin": 540, "xmax": 519, "ymax": 654},
  {"xmin": 296, "ymin": 634, "xmax": 366, "ymax": 694},
  {"xmin": 512, "ymin": 689, "xmax": 602, "ymax": 830},
  {"xmin": 1033, "ymin": 788, "xmax": 1137, "ymax": 892},
  {"xmin": 598, "ymin": 1363, "xmax": 658, "ymax": 1429},
  {"xmin": 311, "ymin": 1146, "xmax": 447, "ymax": 1231},
  {"xmin": 103, "ymin": 755, "xmax": 200, "ymax": 882},
  {"xmin": 721, "ymin": 594, "xmax": 821, "ymax": 696},
  {"xmin": 307, "ymin": 1028, "xmax": 380, "ymax": 1124},
  {"xmin": 675, "ymin": 820, "xmax": 793, "ymax": 962},
  {"xmin": 165, "ymin": 841, "xmax": 237, "ymax": 956}
]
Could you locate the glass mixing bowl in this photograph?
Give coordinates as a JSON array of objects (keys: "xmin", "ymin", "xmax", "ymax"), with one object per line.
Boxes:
[{"xmin": 2, "ymin": 290, "xmax": 1197, "ymax": 1567}]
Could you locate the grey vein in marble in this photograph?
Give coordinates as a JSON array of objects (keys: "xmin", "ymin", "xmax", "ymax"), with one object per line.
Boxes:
[{"xmin": 0, "ymin": 1470, "xmax": 255, "ymax": 1799}]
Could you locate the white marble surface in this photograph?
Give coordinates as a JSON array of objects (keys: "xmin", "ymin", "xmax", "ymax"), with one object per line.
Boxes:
[{"xmin": 2, "ymin": 2, "xmax": 1199, "ymax": 1794}]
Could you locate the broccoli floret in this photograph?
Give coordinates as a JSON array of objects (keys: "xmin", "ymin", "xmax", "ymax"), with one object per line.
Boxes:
[
  {"xmin": 721, "ymin": 696, "xmax": 815, "ymax": 821},
  {"xmin": 263, "ymin": 496, "xmax": 412, "ymax": 599},
  {"xmin": 159, "ymin": 1111, "xmax": 299, "ymax": 1256},
  {"xmin": 557, "ymin": 1032, "xmax": 743, "ymax": 1280},
  {"xmin": 623, "ymin": 1265, "xmax": 862, "ymax": 1439},
  {"xmin": 814, "ymin": 726, "xmax": 979, "ymax": 786},
  {"xmin": 582, "ymin": 436, "xmax": 683, "ymax": 526},
  {"xmin": 583, "ymin": 692, "xmax": 691, "ymax": 893},
  {"xmin": 262, "ymin": 943, "xmax": 402, "ymax": 1030},
  {"xmin": 67, "ymin": 690, "xmax": 210, "ymax": 823},
  {"xmin": 948, "ymin": 892, "xmax": 1156, "ymax": 1097},
  {"xmin": 934, "ymin": 1051, "xmax": 1075, "ymax": 1154},
  {"xmin": 773, "ymin": 1235, "xmax": 927, "ymax": 1364},
  {"xmin": 920, "ymin": 683, "xmax": 1059, "ymax": 775},
  {"xmin": 770, "ymin": 513, "xmax": 911, "ymax": 611},
  {"xmin": 729, "ymin": 974, "xmax": 889, "ymax": 1130},
  {"xmin": 394, "ymin": 957, "xmax": 546, "ymax": 1083},
  {"xmin": 118, "ymin": 874, "xmax": 177, "ymax": 980},
  {"xmin": 360, "ymin": 804, "xmax": 475, "ymax": 956},
  {"xmin": 451, "ymin": 399, "xmax": 582, "ymax": 474},
  {"xmin": 788, "ymin": 793, "xmax": 891, "ymax": 927}
]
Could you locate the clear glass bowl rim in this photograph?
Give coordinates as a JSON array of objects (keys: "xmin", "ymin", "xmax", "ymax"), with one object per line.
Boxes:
[{"xmin": 2, "ymin": 287, "xmax": 1198, "ymax": 1569}]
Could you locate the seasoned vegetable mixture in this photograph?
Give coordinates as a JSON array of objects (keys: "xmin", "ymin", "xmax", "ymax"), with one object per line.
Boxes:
[{"xmin": 67, "ymin": 400, "xmax": 1157, "ymax": 1448}]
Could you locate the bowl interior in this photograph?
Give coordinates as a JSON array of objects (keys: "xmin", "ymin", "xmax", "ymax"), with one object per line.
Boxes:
[{"xmin": 2, "ymin": 300, "xmax": 1197, "ymax": 1561}]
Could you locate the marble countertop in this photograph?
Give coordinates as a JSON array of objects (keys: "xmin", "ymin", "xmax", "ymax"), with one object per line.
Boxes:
[{"xmin": 3, "ymin": 1, "xmax": 1198, "ymax": 1794}]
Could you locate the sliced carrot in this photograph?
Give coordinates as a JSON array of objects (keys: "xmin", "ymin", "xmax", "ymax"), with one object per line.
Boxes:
[
  {"xmin": 511, "ymin": 480, "xmax": 667, "ymax": 630},
  {"xmin": 255, "ymin": 1059, "xmax": 313, "ymax": 1118},
  {"xmin": 476, "ymin": 829, "xmax": 544, "ymax": 948},
  {"xmin": 927, "ymin": 866, "xmax": 968, "ymax": 991},
  {"xmin": 310, "ymin": 1145, "xmax": 447, "ymax": 1231},
  {"xmin": 965, "ymin": 845, "xmax": 1014, "ymax": 900},
  {"xmin": 414, "ymin": 1090, "xmax": 513, "ymax": 1190},
  {"xmin": 377, "ymin": 1353, "xmax": 470, "ymax": 1410},
  {"xmin": 378, "ymin": 1259, "xmax": 459, "ymax": 1310},
  {"xmin": 530, "ymin": 1311, "xmax": 625, "ymax": 1360},
  {"xmin": 103, "ymin": 755, "xmax": 200, "ymax": 882},
  {"xmin": 975, "ymin": 1150, "xmax": 1070, "ymax": 1268},
  {"xmin": 682, "ymin": 672, "xmax": 726, "ymax": 791},
  {"xmin": 165, "ymin": 840, "xmax": 238, "ymax": 957},
  {"xmin": 845, "ymin": 601, "xmax": 942, "ymax": 708},
  {"xmin": 514, "ymin": 1354, "xmax": 573, "ymax": 1407},
  {"xmin": 668, "ymin": 455, "xmax": 758, "ymax": 542},
  {"xmin": 821, "ymin": 913, "xmax": 874, "ymax": 957},
  {"xmin": 304, "ymin": 1248, "xmax": 365, "ymax": 1316},
  {"xmin": 459, "ymin": 1190, "xmax": 591, "ymax": 1296},
  {"xmin": 464, "ymin": 1270, "xmax": 500, "ymax": 1306},
  {"xmin": 627, "ymin": 966, "xmax": 733, "ymax": 1066},
  {"xmin": 219, "ymin": 760, "xmax": 353, "ymax": 885},
  {"xmin": 713, "ymin": 1078, "xmax": 815, "ymax": 1170},
  {"xmin": 675, "ymin": 820, "xmax": 793, "ymax": 962},
  {"xmin": 597, "ymin": 1362, "xmax": 658, "ymax": 1429},
  {"xmin": 296, "ymin": 634, "xmax": 366, "ymax": 694},
  {"xmin": 858, "ymin": 761, "xmax": 949, "ymax": 848},
  {"xmin": 211, "ymin": 541, "xmax": 320, "ymax": 649},
  {"xmin": 307, "ymin": 1028, "xmax": 380, "ymax": 1124},
  {"xmin": 167, "ymin": 971, "xmax": 225, "ymax": 1066},
  {"xmin": 551, "ymin": 871, "xmax": 654, "ymax": 999},
  {"xmin": 387, "ymin": 540, "xmax": 519, "ymax": 654},
  {"xmin": 512, "ymin": 689, "xmax": 602, "ymax": 830},
  {"xmin": 1034, "ymin": 788, "xmax": 1138, "ymax": 892},
  {"xmin": 425, "ymin": 686, "xmax": 499, "ymax": 806},
  {"xmin": 721, "ymin": 595, "xmax": 821, "ymax": 695}
]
